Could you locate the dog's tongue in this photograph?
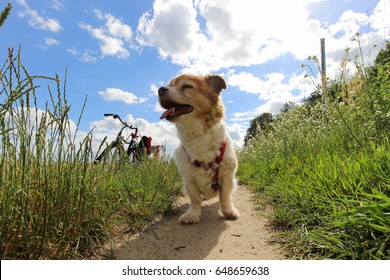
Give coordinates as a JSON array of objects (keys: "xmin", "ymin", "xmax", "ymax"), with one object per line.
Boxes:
[
  {"xmin": 160, "ymin": 108, "xmax": 174, "ymax": 120},
  {"xmin": 160, "ymin": 105, "xmax": 193, "ymax": 120}
]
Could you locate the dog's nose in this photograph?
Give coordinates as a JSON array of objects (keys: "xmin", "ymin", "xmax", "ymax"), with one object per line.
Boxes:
[{"xmin": 158, "ymin": 87, "xmax": 168, "ymax": 96}]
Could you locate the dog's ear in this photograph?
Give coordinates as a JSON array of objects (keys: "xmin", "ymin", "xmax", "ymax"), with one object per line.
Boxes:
[{"xmin": 206, "ymin": 75, "xmax": 227, "ymax": 95}]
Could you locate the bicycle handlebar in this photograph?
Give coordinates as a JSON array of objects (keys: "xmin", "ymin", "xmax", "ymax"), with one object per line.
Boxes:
[
  {"xmin": 104, "ymin": 113, "xmax": 138, "ymax": 137},
  {"xmin": 104, "ymin": 113, "xmax": 120, "ymax": 121}
]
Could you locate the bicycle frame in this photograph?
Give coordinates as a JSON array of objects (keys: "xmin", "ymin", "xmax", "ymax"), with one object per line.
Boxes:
[{"xmin": 94, "ymin": 114, "xmax": 140, "ymax": 163}]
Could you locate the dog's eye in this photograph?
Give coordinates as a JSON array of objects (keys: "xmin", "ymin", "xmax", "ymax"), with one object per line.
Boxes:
[{"xmin": 181, "ymin": 84, "xmax": 193, "ymax": 91}]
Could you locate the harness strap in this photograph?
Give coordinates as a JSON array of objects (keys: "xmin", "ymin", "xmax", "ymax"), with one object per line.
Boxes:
[
  {"xmin": 183, "ymin": 140, "xmax": 227, "ymax": 192},
  {"xmin": 215, "ymin": 140, "xmax": 227, "ymax": 165},
  {"xmin": 211, "ymin": 139, "xmax": 227, "ymax": 191}
]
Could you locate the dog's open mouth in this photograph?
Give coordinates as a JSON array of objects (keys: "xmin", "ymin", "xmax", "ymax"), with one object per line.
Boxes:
[{"xmin": 159, "ymin": 100, "xmax": 193, "ymax": 120}]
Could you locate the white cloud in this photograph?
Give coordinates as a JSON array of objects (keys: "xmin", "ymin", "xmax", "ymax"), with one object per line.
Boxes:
[
  {"xmin": 149, "ymin": 84, "xmax": 159, "ymax": 96},
  {"xmin": 78, "ymin": 50, "xmax": 98, "ymax": 63},
  {"xmin": 38, "ymin": 37, "xmax": 60, "ymax": 49},
  {"xmin": 226, "ymin": 122, "xmax": 247, "ymax": 148},
  {"xmin": 154, "ymin": 102, "xmax": 165, "ymax": 113},
  {"xmin": 320, "ymin": 0, "xmax": 389, "ymax": 80},
  {"xmin": 50, "ymin": 0, "xmax": 65, "ymax": 11},
  {"xmin": 150, "ymin": 83, "xmax": 164, "ymax": 112},
  {"xmin": 67, "ymin": 48, "xmax": 78, "ymax": 56},
  {"xmin": 95, "ymin": 9, "xmax": 133, "ymax": 41},
  {"xmin": 136, "ymin": 0, "xmax": 327, "ymax": 73},
  {"xmin": 227, "ymin": 71, "xmax": 314, "ymax": 123},
  {"xmin": 137, "ymin": 0, "xmax": 206, "ymax": 66},
  {"xmin": 44, "ymin": 37, "xmax": 59, "ymax": 46},
  {"xmin": 79, "ymin": 9, "xmax": 134, "ymax": 59},
  {"xmin": 369, "ymin": 0, "xmax": 390, "ymax": 33},
  {"xmin": 328, "ymin": 10, "xmax": 368, "ymax": 39},
  {"xmin": 37, "ymin": 37, "xmax": 60, "ymax": 50},
  {"xmin": 231, "ymin": 101, "xmax": 286, "ymax": 124},
  {"xmin": 17, "ymin": 0, "xmax": 63, "ymax": 32},
  {"xmin": 136, "ymin": 0, "xmax": 389, "ymax": 76},
  {"xmin": 79, "ymin": 22, "xmax": 129, "ymax": 59},
  {"xmin": 98, "ymin": 88, "xmax": 147, "ymax": 104},
  {"xmin": 228, "ymin": 71, "xmax": 297, "ymax": 101},
  {"xmin": 67, "ymin": 48, "xmax": 98, "ymax": 63}
]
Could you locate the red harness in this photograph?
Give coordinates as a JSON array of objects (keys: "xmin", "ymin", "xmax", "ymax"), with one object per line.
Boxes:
[{"xmin": 183, "ymin": 140, "xmax": 227, "ymax": 192}]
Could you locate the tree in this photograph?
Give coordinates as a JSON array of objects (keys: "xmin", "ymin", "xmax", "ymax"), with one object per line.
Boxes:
[
  {"xmin": 366, "ymin": 41, "xmax": 390, "ymax": 80},
  {"xmin": 244, "ymin": 112, "xmax": 273, "ymax": 146},
  {"xmin": 374, "ymin": 41, "xmax": 390, "ymax": 67},
  {"xmin": 303, "ymin": 88, "xmax": 322, "ymax": 106},
  {"xmin": 369, "ymin": 41, "xmax": 390, "ymax": 134},
  {"xmin": 279, "ymin": 101, "xmax": 297, "ymax": 114},
  {"xmin": 0, "ymin": 2, "xmax": 12, "ymax": 29}
]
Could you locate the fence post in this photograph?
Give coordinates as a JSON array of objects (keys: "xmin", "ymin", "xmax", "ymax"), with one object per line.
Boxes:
[{"xmin": 320, "ymin": 38, "xmax": 327, "ymax": 121}]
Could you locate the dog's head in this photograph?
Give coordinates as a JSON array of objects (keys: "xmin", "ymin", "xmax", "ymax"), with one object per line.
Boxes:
[{"xmin": 158, "ymin": 74, "xmax": 227, "ymax": 126}]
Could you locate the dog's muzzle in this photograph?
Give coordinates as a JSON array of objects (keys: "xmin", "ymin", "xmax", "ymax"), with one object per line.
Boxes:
[{"xmin": 158, "ymin": 87, "xmax": 193, "ymax": 120}]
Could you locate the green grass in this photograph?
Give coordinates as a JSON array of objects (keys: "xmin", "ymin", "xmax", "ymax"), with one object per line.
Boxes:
[
  {"xmin": 238, "ymin": 39, "xmax": 390, "ymax": 259},
  {"xmin": 0, "ymin": 48, "xmax": 181, "ymax": 259}
]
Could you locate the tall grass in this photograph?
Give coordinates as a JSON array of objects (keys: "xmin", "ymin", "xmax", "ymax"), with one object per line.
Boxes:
[
  {"xmin": 0, "ymin": 48, "xmax": 181, "ymax": 259},
  {"xmin": 238, "ymin": 40, "xmax": 390, "ymax": 259}
]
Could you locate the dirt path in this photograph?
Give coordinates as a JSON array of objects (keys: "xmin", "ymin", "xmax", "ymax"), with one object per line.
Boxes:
[{"xmin": 110, "ymin": 186, "xmax": 285, "ymax": 260}]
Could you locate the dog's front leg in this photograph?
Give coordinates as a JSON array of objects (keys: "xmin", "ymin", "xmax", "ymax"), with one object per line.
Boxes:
[
  {"xmin": 180, "ymin": 182, "xmax": 202, "ymax": 225},
  {"xmin": 219, "ymin": 175, "xmax": 240, "ymax": 219}
]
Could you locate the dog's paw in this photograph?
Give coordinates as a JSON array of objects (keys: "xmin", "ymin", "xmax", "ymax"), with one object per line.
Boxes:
[
  {"xmin": 222, "ymin": 207, "xmax": 240, "ymax": 219},
  {"xmin": 179, "ymin": 211, "xmax": 200, "ymax": 225}
]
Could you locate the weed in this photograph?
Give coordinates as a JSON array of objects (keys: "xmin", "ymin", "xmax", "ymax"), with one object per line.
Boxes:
[
  {"xmin": 238, "ymin": 39, "xmax": 390, "ymax": 259},
  {"xmin": 0, "ymin": 48, "xmax": 181, "ymax": 259}
]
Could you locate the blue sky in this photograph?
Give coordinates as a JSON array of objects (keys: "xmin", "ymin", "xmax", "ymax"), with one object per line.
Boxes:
[{"xmin": 1, "ymin": 0, "xmax": 389, "ymax": 155}]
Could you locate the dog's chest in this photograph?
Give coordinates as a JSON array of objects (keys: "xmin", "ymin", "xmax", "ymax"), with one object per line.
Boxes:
[
  {"xmin": 176, "ymin": 144, "xmax": 226, "ymax": 197},
  {"xmin": 191, "ymin": 166, "xmax": 219, "ymax": 198}
]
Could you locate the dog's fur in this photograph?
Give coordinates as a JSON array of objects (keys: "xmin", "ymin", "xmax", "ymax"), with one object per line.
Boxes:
[{"xmin": 158, "ymin": 74, "xmax": 239, "ymax": 224}]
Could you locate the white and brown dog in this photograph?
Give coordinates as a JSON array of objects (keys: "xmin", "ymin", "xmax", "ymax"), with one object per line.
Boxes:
[{"xmin": 159, "ymin": 74, "xmax": 240, "ymax": 224}]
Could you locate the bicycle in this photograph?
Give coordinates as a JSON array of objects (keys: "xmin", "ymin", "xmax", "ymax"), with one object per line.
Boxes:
[{"xmin": 94, "ymin": 114, "xmax": 152, "ymax": 164}]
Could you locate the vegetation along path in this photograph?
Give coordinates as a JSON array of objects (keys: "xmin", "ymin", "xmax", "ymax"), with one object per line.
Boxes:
[{"xmin": 108, "ymin": 185, "xmax": 285, "ymax": 260}]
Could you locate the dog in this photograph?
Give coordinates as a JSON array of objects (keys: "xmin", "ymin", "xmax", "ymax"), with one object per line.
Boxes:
[{"xmin": 158, "ymin": 74, "xmax": 240, "ymax": 224}]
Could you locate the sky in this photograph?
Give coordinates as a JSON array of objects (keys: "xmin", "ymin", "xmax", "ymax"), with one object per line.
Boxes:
[{"xmin": 1, "ymin": 0, "xmax": 389, "ymax": 156}]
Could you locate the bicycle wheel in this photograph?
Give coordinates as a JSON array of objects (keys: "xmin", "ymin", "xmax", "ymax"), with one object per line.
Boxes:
[
  {"xmin": 126, "ymin": 140, "xmax": 139, "ymax": 163},
  {"xmin": 94, "ymin": 140, "xmax": 120, "ymax": 164}
]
